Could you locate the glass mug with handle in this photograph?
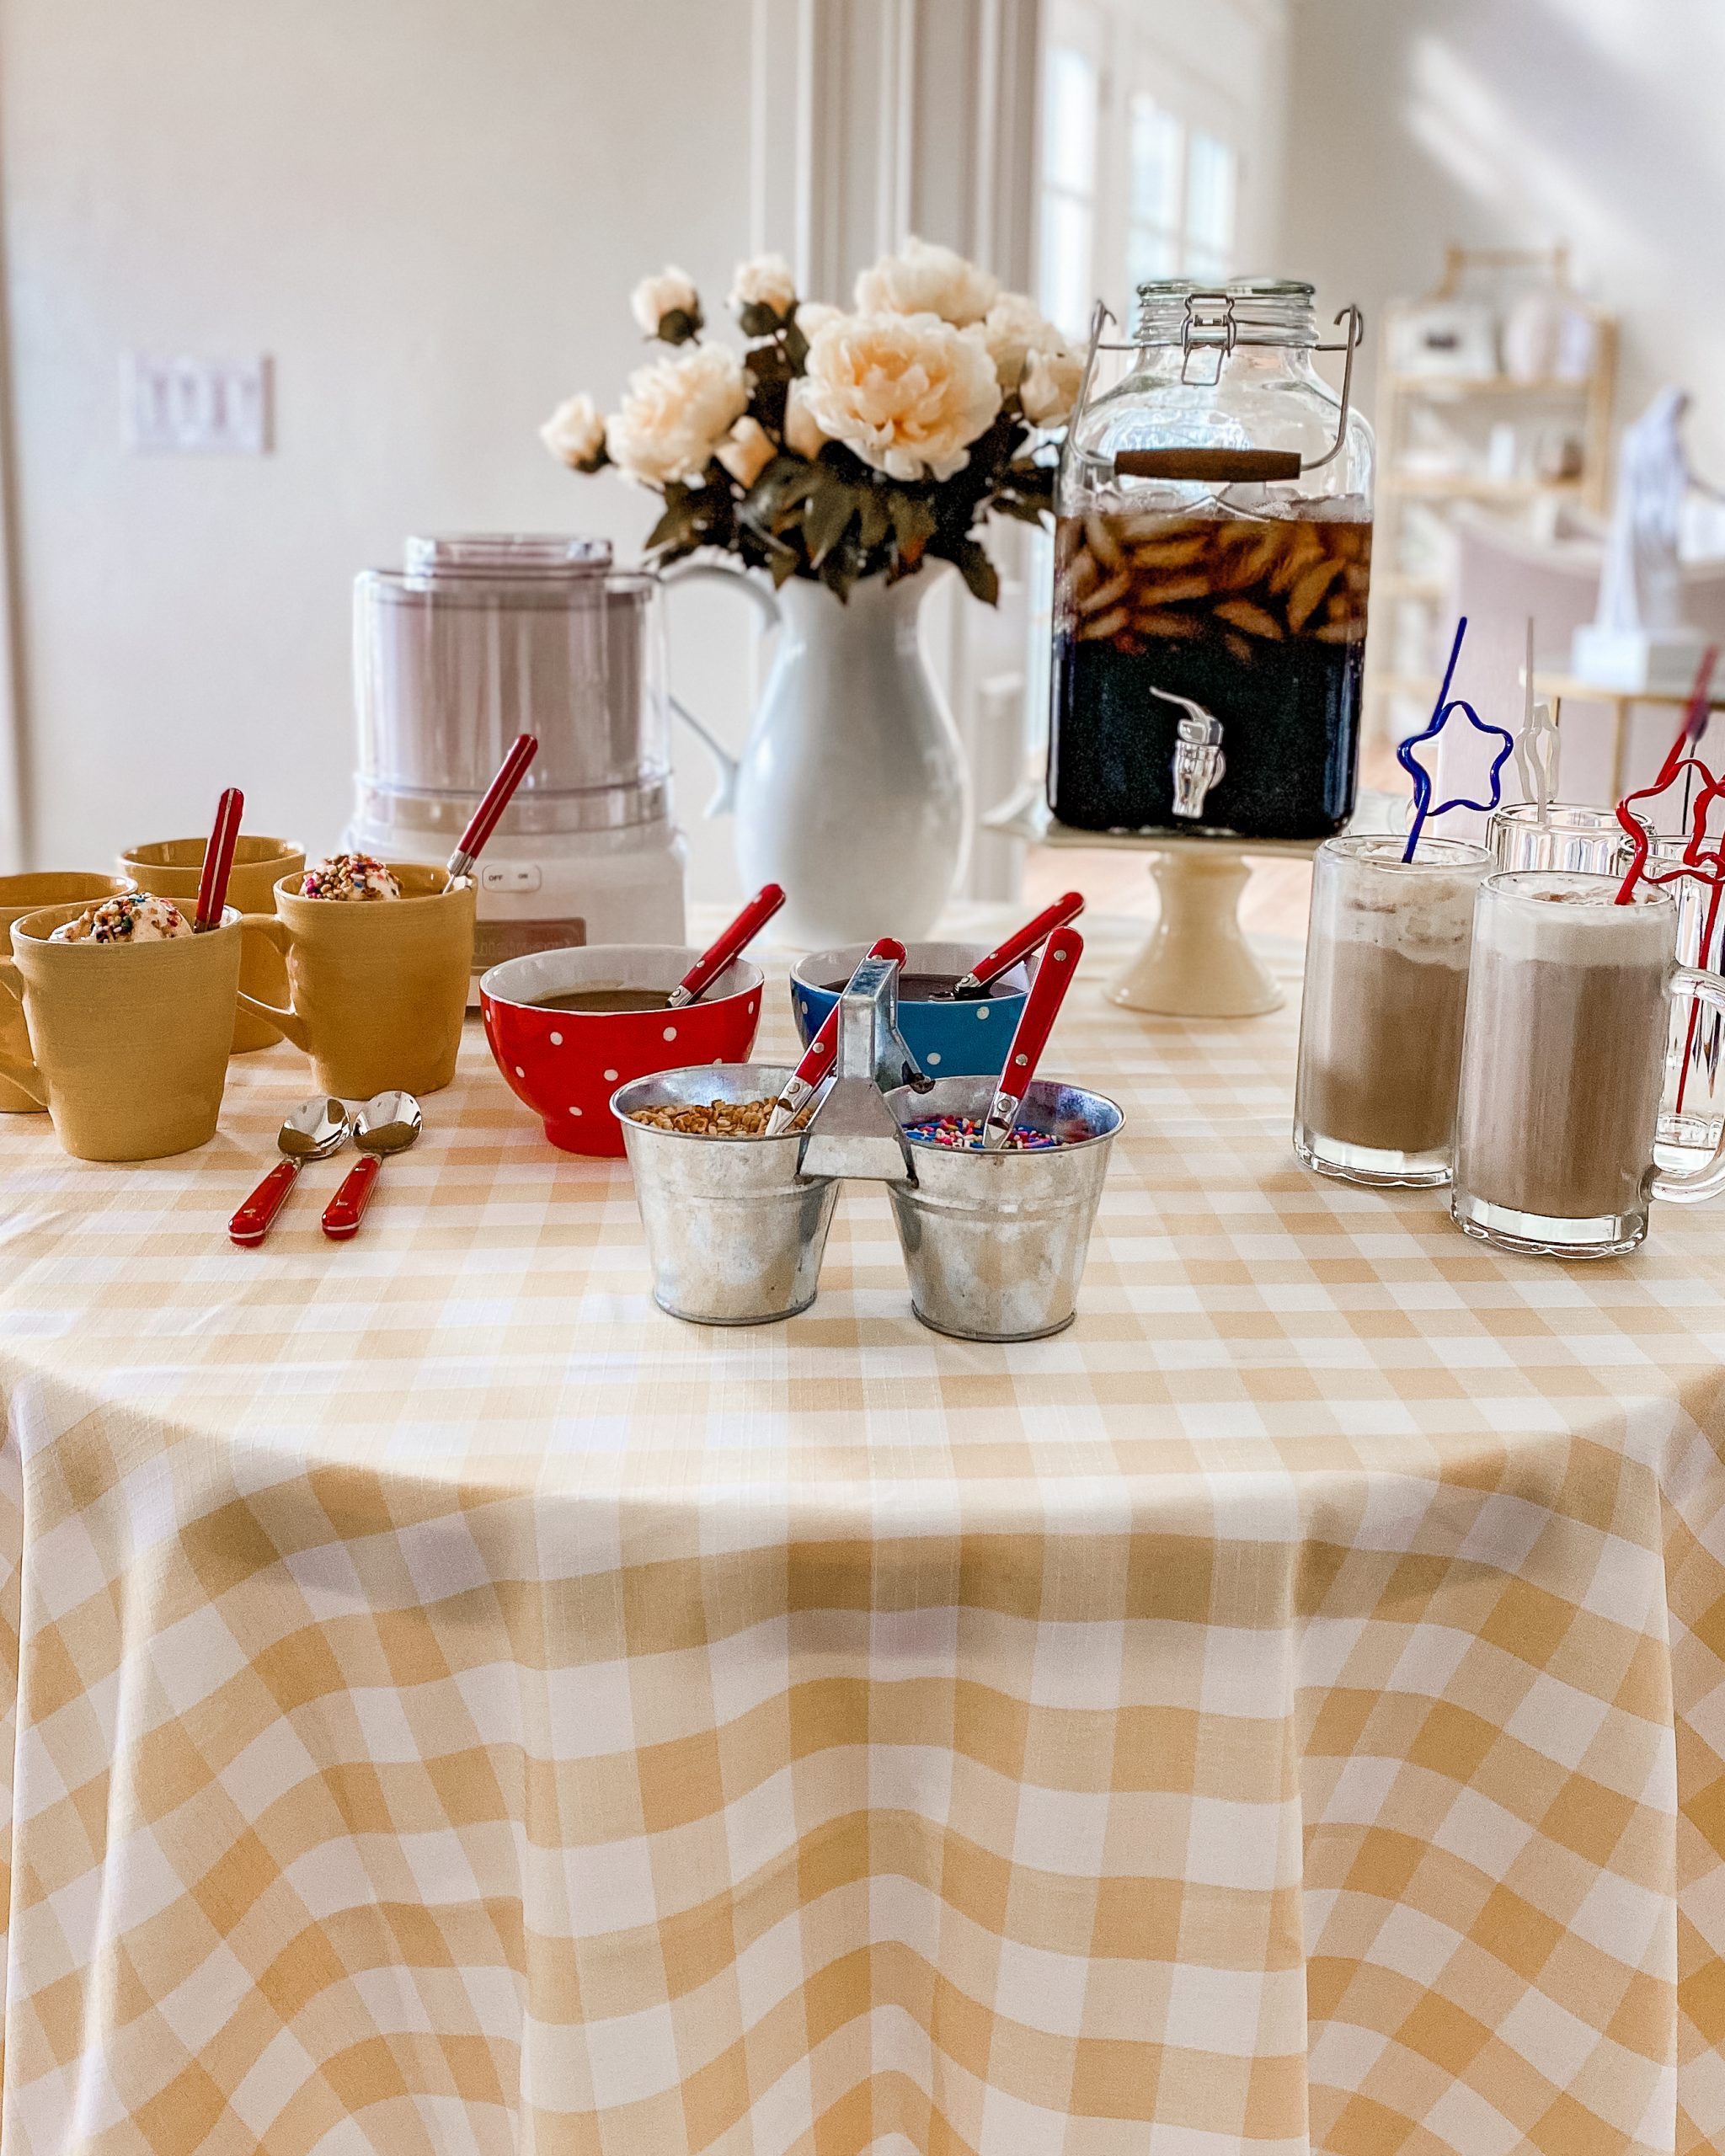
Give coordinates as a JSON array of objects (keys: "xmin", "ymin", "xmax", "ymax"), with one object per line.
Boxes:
[
  {"xmin": 1451, "ymin": 871, "xmax": 1725, "ymax": 1256},
  {"xmin": 1294, "ymin": 834, "xmax": 1492, "ymax": 1184},
  {"xmin": 1486, "ymin": 801, "xmax": 1633, "ymax": 877}
]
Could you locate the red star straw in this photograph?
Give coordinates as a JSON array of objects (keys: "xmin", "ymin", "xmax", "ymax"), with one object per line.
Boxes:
[{"xmin": 194, "ymin": 787, "xmax": 244, "ymax": 931}]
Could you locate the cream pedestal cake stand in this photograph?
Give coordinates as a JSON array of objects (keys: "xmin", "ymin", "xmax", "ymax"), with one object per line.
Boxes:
[{"xmin": 985, "ymin": 792, "xmax": 1402, "ymax": 1019}]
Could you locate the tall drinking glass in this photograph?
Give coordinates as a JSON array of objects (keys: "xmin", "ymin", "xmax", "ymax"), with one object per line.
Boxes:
[
  {"xmin": 1451, "ymin": 872, "xmax": 1725, "ymax": 1256},
  {"xmin": 1294, "ymin": 835, "xmax": 1491, "ymax": 1185}
]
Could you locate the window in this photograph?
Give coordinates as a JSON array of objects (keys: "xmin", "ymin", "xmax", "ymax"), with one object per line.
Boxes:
[
  {"xmin": 1039, "ymin": 45, "xmax": 1100, "ymax": 339},
  {"xmin": 1125, "ymin": 97, "xmax": 1239, "ymax": 293},
  {"xmin": 1128, "ymin": 96, "xmax": 1182, "ymax": 286},
  {"xmin": 1183, "ymin": 131, "xmax": 1237, "ymax": 283}
]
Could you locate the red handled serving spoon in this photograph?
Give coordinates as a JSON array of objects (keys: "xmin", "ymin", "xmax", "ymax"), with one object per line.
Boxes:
[
  {"xmin": 447, "ymin": 734, "xmax": 538, "ymax": 880},
  {"xmin": 668, "ymin": 883, "xmax": 786, "ymax": 1009},
  {"xmin": 982, "ymin": 926, "xmax": 1083, "ymax": 1150},
  {"xmin": 766, "ymin": 937, "xmax": 905, "ymax": 1136},
  {"xmin": 949, "ymin": 891, "xmax": 1084, "ymax": 998},
  {"xmin": 195, "ymin": 787, "xmax": 245, "ymax": 931}
]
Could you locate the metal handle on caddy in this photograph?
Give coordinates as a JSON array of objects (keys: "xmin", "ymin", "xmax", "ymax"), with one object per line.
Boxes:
[
  {"xmin": 1075, "ymin": 292, "xmax": 1365, "ymax": 488},
  {"xmin": 798, "ymin": 955, "xmax": 927, "ymax": 1185},
  {"xmin": 660, "ymin": 562, "xmax": 782, "ymax": 818}
]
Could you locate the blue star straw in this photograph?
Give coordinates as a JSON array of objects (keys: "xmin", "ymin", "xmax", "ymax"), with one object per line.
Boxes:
[{"xmin": 1397, "ymin": 616, "xmax": 1515, "ymax": 863}]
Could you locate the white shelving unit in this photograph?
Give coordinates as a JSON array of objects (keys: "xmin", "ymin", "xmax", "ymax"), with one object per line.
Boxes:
[{"xmin": 1365, "ymin": 245, "xmax": 1617, "ymax": 743}]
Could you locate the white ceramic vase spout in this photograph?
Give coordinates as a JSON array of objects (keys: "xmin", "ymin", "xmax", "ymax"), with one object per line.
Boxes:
[{"xmin": 665, "ymin": 563, "xmax": 971, "ymax": 948}]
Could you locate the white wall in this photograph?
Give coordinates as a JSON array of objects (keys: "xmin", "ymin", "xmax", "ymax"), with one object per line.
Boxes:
[
  {"xmin": 1280, "ymin": 0, "xmax": 1725, "ymax": 472},
  {"xmin": 0, "ymin": 0, "xmax": 758, "ymax": 885}
]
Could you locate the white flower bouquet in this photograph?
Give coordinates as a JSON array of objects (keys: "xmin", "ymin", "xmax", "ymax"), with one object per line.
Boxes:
[{"xmin": 541, "ymin": 238, "xmax": 1081, "ymax": 604}]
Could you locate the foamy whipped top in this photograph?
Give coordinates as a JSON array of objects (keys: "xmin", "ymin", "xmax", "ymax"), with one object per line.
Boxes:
[
  {"xmin": 302, "ymin": 852, "xmax": 402, "ymax": 902},
  {"xmin": 1476, "ymin": 870, "xmax": 1674, "ymax": 967},
  {"xmin": 51, "ymin": 894, "xmax": 194, "ymax": 944},
  {"xmin": 1317, "ymin": 838, "xmax": 1487, "ymax": 966}
]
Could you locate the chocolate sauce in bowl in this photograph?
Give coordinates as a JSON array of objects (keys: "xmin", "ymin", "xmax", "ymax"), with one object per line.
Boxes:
[
  {"xmin": 527, "ymin": 988, "xmax": 673, "ymax": 1014},
  {"xmin": 815, "ymin": 971, "xmax": 978, "ymax": 1001}
]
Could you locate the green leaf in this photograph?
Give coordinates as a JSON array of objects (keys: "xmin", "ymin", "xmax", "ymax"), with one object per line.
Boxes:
[
  {"xmin": 991, "ymin": 493, "xmax": 1053, "ymax": 528},
  {"xmin": 802, "ymin": 470, "xmax": 858, "ymax": 565},
  {"xmin": 856, "ymin": 486, "xmax": 891, "ymax": 556},
  {"xmin": 782, "ymin": 320, "xmax": 809, "ymax": 372},
  {"xmin": 937, "ymin": 536, "xmax": 1001, "ymax": 606},
  {"xmin": 769, "ymin": 550, "xmax": 803, "ymax": 589},
  {"xmin": 644, "ymin": 491, "xmax": 704, "ymax": 554},
  {"xmin": 887, "ymin": 490, "xmax": 937, "ymax": 570},
  {"xmin": 738, "ymin": 300, "xmax": 788, "ymax": 339},
  {"xmin": 818, "ymin": 537, "xmax": 864, "ymax": 602},
  {"xmin": 654, "ymin": 305, "xmax": 703, "ymax": 345}
]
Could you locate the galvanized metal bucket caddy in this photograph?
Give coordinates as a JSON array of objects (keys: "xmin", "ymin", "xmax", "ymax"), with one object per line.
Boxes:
[{"xmin": 613, "ymin": 954, "xmax": 1122, "ymax": 1337}]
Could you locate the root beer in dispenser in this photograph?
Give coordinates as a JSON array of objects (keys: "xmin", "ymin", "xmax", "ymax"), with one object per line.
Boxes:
[{"xmin": 1049, "ymin": 281, "xmax": 1374, "ymax": 841}]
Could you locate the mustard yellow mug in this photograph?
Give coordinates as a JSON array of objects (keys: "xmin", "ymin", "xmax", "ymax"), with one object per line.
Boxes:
[
  {"xmin": 0, "ymin": 904, "xmax": 274, "ymax": 1161},
  {"xmin": 238, "ymin": 865, "xmax": 476, "ymax": 1099},
  {"xmin": 120, "ymin": 835, "xmax": 305, "ymax": 1053},
  {"xmin": 0, "ymin": 874, "xmax": 136, "ymax": 1112}
]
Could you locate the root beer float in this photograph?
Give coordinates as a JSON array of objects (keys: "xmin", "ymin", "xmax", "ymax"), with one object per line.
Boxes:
[{"xmin": 1050, "ymin": 280, "xmax": 1374, "ymax": 840}]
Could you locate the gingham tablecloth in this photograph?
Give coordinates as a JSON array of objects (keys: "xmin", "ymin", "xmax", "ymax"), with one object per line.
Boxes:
[{"xmin": 1, "ymin": 910, "xmax": 1723, "ymax": 2156}]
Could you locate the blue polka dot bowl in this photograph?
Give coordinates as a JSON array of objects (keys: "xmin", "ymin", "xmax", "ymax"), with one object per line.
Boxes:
[{"xmin": 789, "ymin": 942, "xmax": 1031, "ymax": 1081}]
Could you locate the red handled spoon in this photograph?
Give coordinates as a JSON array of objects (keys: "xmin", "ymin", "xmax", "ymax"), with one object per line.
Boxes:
[
  {"xmin": 322, "ymin": 1091, "xmax": 423, "ymax": 1240},
  {"xmin": 668, "ymin": 883, "xmax": 786, "ymax": 1009},
  {"xmin": 447, "ymin": 734, "xmax": 538, "ymax": 880},
  {"xmin": 951, "ymin": 890, "xmax": 1084, "ymax": 998},
  {"xmin": 195, "ymin": 787, "xmax": 245, "ymax": 931},
  {"xmin": 766, "ymin": 937, "xmax": 905, "ymax": 1135},
  {"xmin": 229, "ymin": 1097, "xmax": 351, "ymax": 1246},
  {"xmin": 982, "ymin": 927, "xmax": 1083, "ymax": 1150}
]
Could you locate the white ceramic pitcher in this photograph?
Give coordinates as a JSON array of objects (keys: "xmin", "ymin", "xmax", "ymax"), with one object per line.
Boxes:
[{"xmin": 667, "ymin": 563, "xmax": 971, "ymax": 948}]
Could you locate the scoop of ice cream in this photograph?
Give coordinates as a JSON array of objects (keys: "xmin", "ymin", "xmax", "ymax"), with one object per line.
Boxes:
[
  {"xmin": 302, "ymin": 851, "xmax": 403, "ymax": 902},
  {"xmin": 51, "ymin": 894, "xmax": 195, "ymax": 944}
]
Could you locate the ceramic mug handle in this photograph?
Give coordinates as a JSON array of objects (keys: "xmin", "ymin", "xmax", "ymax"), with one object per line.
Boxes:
[
  {"xmin": 0, "ymin": 957, "xmax": 46, "ymax": 1106},
  {"xmin": 233, "ymin": 915, "xmax": 312, "ymax": 1053}
]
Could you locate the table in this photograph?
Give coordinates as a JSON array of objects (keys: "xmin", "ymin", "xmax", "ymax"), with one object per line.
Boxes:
[{"xmin": 2, "ymin": 912, "xmax": 1723, "ymax": 2155}]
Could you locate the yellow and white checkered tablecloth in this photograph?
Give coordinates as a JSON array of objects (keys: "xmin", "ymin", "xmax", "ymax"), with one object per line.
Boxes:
[{"xmin": 1, "ymin": 913, "xmax": 1723, "ymax": 2155}]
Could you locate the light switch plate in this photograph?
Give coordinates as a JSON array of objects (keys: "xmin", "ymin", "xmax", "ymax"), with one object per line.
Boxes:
[{"xmin": 122, "ymin": 354, "xmax": 271, "ymax": 454}]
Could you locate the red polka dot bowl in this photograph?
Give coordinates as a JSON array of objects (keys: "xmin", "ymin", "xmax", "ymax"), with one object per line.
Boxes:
[{"xmin": 479, "ymin": 944, "xmax": 764, "ymax": 1158}]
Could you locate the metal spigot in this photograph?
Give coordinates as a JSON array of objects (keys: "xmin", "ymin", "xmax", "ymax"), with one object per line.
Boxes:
[
  {"xmin": 798, "ymin": 955, "xmax": 927, "ymax": 1183},
  {"xmin": 1154, "ymin": 687, "xmax": 1226, "ymax": 819}
]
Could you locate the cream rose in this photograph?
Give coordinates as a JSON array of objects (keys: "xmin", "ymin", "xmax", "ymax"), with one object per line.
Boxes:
[
  {"xmin": 631, "ymin": 264, "xmax": 701, "ymax": 339},
  {"xmin": 1021, "ymin": 346, "xmax": 1084, "ymax": 427},
  {"xmin": 716, "ymin": 414, "xmax": 776, "ymax": 488},
  {"xmin": 729, "ymin": 253, "xmax": 797, "ymax": 320},
  {"xmin": 783, "ymin": 381, "xmax": 829, "ymax": 461},
  {"xmin": 980, "ymin": 292, "xmax": 1065, "ymax": 392},
  {"xmin": 793, "ymin": 302, "xmax": 841, "ymax": 343},
  {"xmin": 605, "ymin": 344, "xmax": 749, "ymax": 487},
  {"xmin": 798, "ymin": 310, "xmax": 1002, "ymax": 482},
  {"xmin": 854, "ymin": 237, "xmax": 998, "ymax": 328},
  {"xmin": 539, "ymin": 392, "xmax": 607, "ymax": 469}
]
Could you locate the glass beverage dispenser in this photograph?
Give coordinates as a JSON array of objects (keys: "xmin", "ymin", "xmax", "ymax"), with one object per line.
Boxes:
[{"xmin": 1049, "ymin": 281, "xmax": 1374, "ymax": 840}]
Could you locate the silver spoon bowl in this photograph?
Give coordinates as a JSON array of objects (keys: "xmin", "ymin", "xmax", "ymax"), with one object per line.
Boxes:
[{"xmin": 322, "ymin": 1091, "xmax": 423, "ymax": 1240}]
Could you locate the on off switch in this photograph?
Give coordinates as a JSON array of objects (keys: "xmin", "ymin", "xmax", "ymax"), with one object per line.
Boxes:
[{"xmin": 479, "ymin": 862, "xmax": 542, "ymax": 894}]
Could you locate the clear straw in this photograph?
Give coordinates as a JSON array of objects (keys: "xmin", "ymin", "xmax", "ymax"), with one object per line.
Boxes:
[{"xmin": 1511, "ymin": 617, "xmax": 1558, "ymax": 825}]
